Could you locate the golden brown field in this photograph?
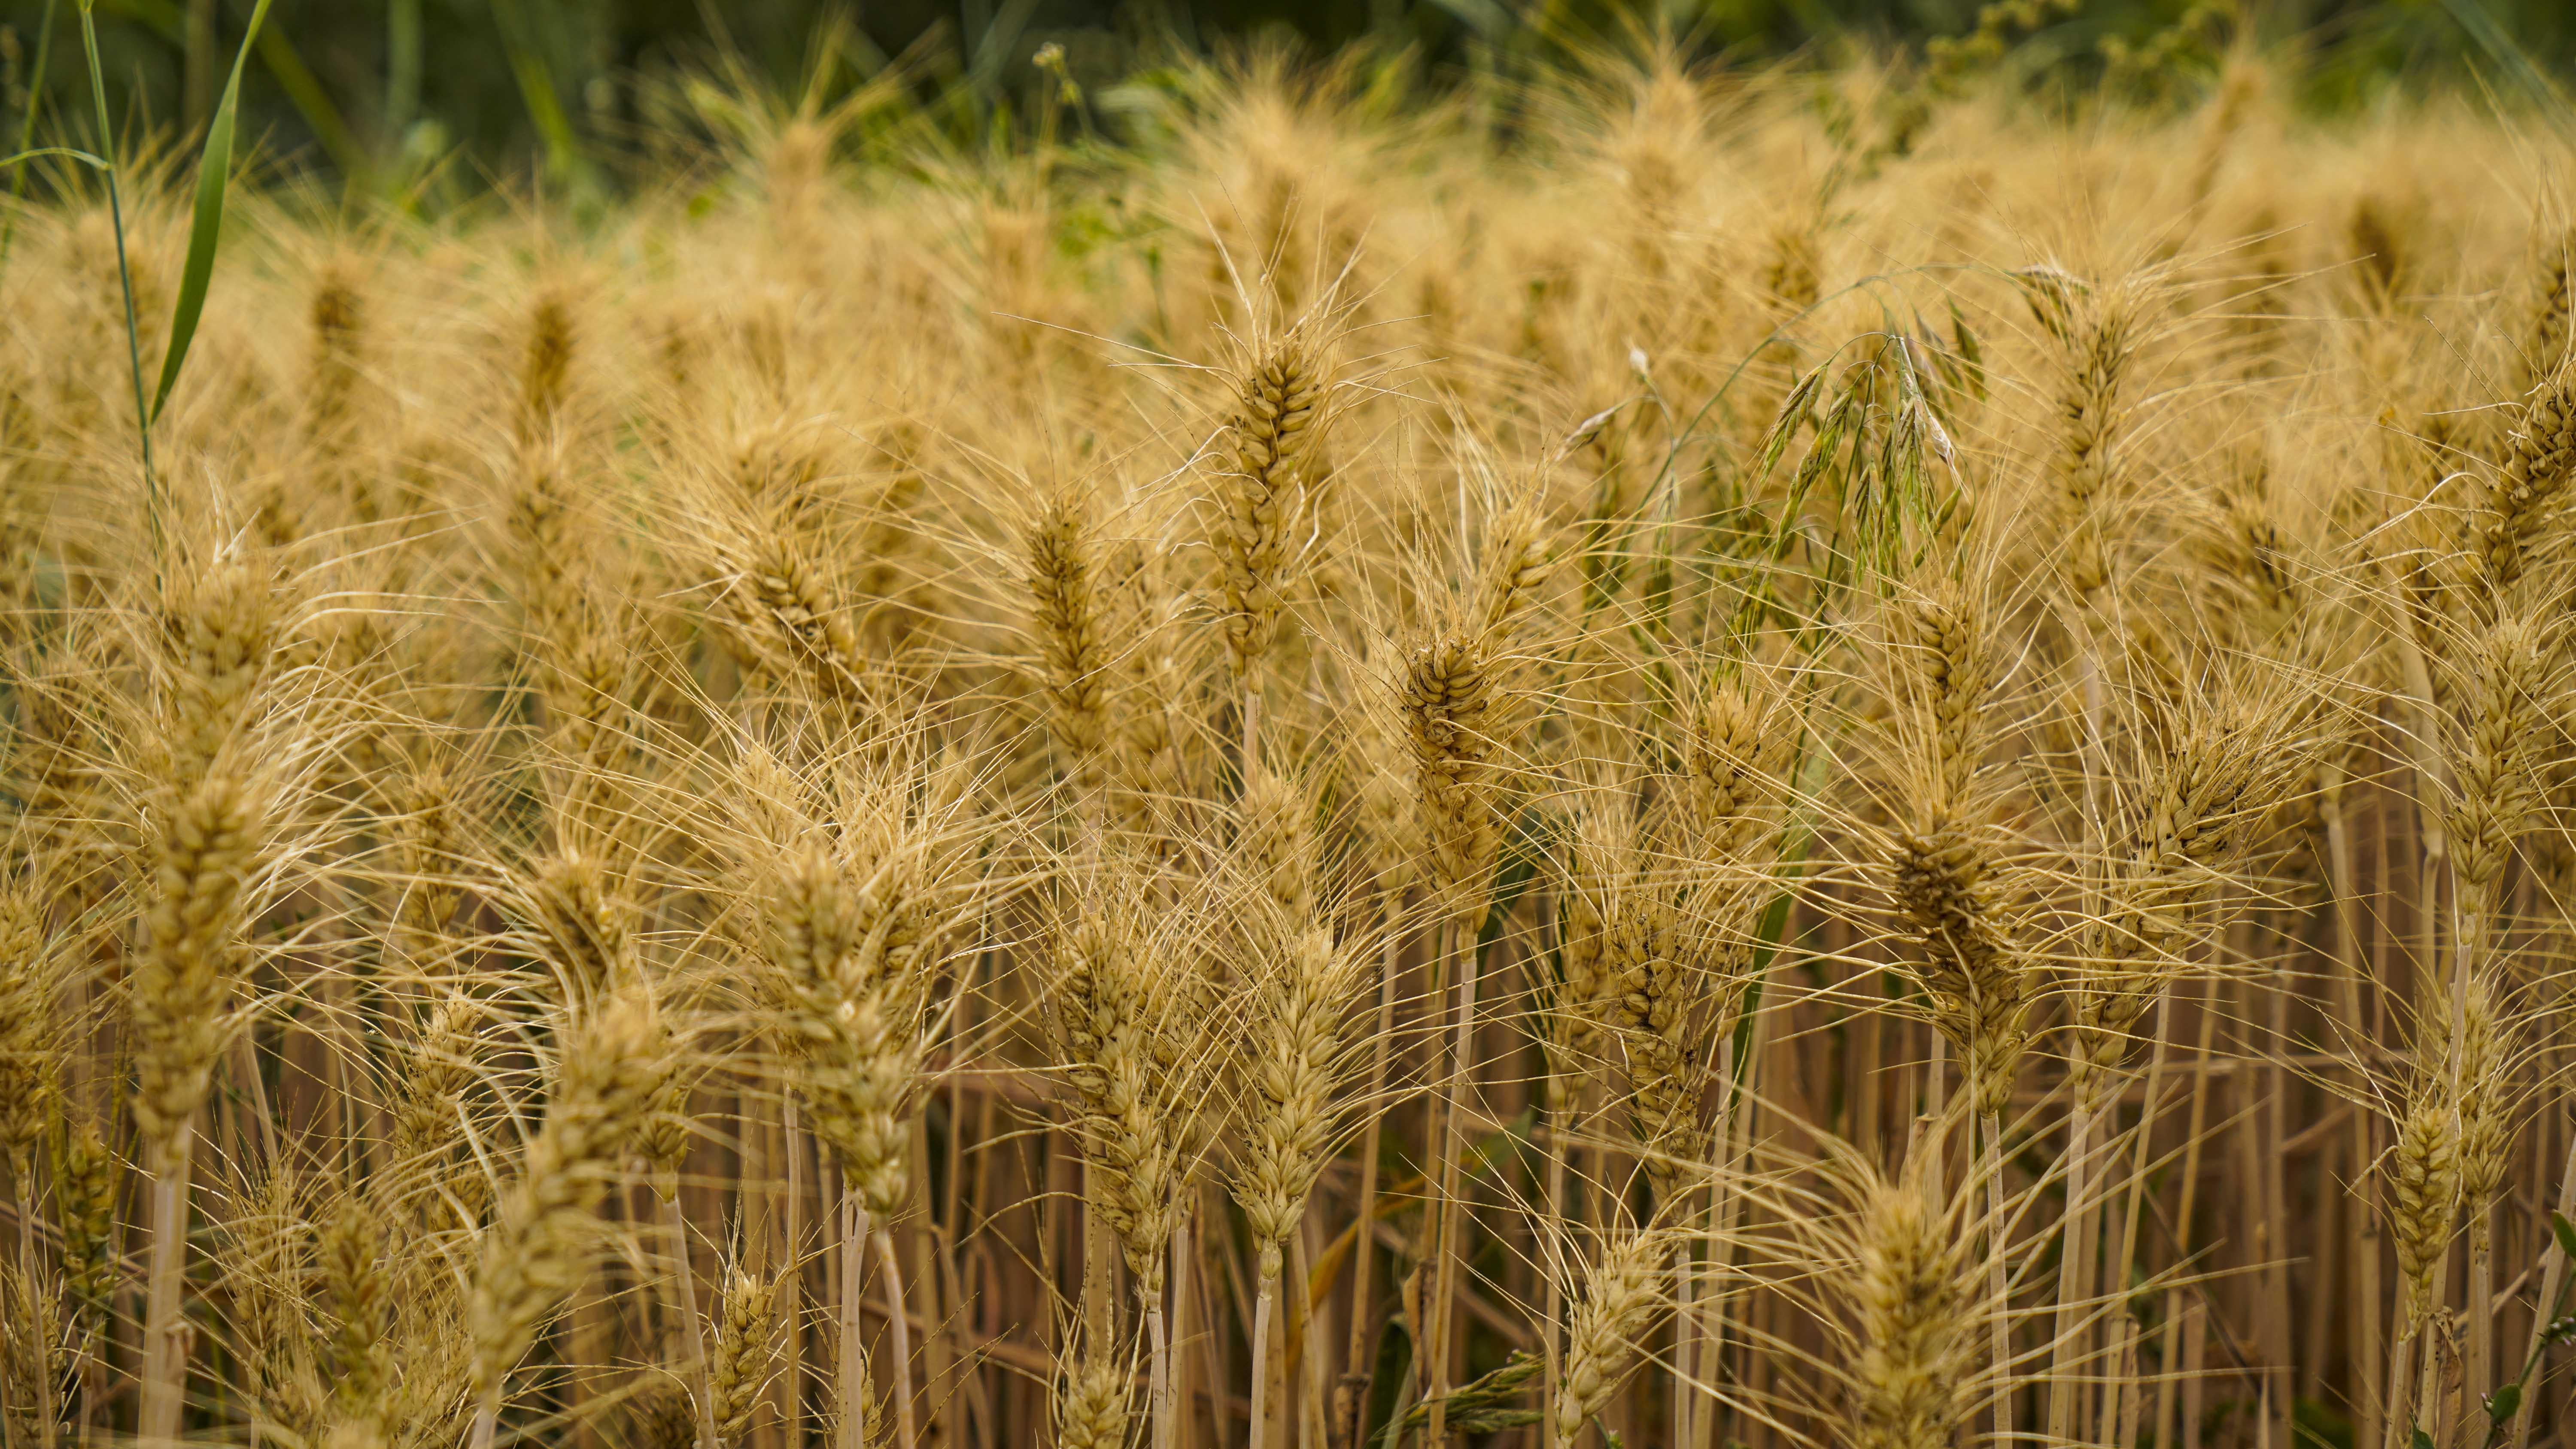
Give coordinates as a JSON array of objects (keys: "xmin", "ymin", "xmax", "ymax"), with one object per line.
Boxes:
[{"xmin": 3, "ymin": 33, "xmax": 2575, "ymax": 1449}]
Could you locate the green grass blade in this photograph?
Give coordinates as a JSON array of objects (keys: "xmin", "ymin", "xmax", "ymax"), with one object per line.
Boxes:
[
  {"xmin": 2, "ymin": 146, "xmax": 110, "ymax": 170},
  {"xmin": 75, "ymin": 0, "xmax": 162, "ymax": 567},
  {"xmin": 97, "ymin": 0, "xmax": 363, "ymax": 177},
  {"xmin": 0, "ymin": 0, "xmax": 61, "ymax": 278},
  {"xmin": 486, "ymin": 0, "xmax": 584, "ymax": 185},
  {"xmin": 147, "ymin": 0, "xmax": 272, "ymax": 425}
]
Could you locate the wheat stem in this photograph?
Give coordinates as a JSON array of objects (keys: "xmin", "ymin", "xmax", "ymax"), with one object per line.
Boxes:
[
  {"xmin": 1146, "ymin": 1298, "xmax": 1170, "ymax": 1449},
  {"xmin": 2321, "ymin": 778, "xmax": 2387, "ymax": 1449},
  {"xmin": 663, "ymin": 1192, "xmax": 720, "ymax": 1449},
  {"xmin": 782, "ymin": 1096, "xmax": 806, "ymax": 1449},
  {"xmin": 1249, "ymin": 1280, "xmax": 1276, "ymax": 1449},
  {"xmin": 139, "ymin": 1128, "xmax": 195, "ymax": 1447},
  {"xmin": 1291, "ymin": 1221, "xmax": 1326, "ymax": 1449},
  {"xmin": 874, "ymin": 1229, "xmax": 917, "ymax": 1449},
  {"xmin": 18, "ymin": 1181, "xmax": 55, "ymax": 1449},
  {"xmin": 1671, "ymin": 1236, "xmax": 1695, "ymax": 1449},
  {"xmin": 1980, "ymin": 1109, "xmax": 2010, "ymax": 1444},
  {"xmin": 2045, "ymin": 1097, "xmax": 2096, "ymax": 1444},
  {"xmin": 1422, "ymin": 916, "xmax": 1476, "ymax": 1444},
  {"xmin": 2159, "ymin": 974, "xmax": 2224, "ymax": 1449},
  {"xmin": 2509, "ymin": 1128, "xmax": 2576, "ymax": 1449},
  {"xmin": 1337, "ymin": 926, "xmax": 1399, "ymax": 1449},
  {"xmin": 839, "ymin": 1197, "xmax": 869, "ymax": 1449}
]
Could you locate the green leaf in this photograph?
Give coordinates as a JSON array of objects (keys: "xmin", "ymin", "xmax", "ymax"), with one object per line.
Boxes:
[
  {"xmin": 2552, "ymin": 1210, "xmax": 2576, "ymax": 1261},
  {"xmin": 0, "ymin": 146, "xmax": 110, "ymax": 170},
  {"xmin": 2484, "ymin": 1384, "xmax": 2521, "ymax": 1424},
  {"xmin": 2412, "ymin": 1429, "xmax": 2436, "ymax": 1449},
  {"xmin": 148, "ymin": 0, "xmax": 275, "ymax": 425},
  {"xmin": 95, "ymin": 0, "xmax": 363, "ymax": 176},
  {"xmin": 1950, "ymin": 302, "xmax": 1987, "ymax": 401},
  {"xmin": 1366, "ymin": 1319, "xmax": 1413, "ymax": 1449},
  {"xmin": 1600, "ymin": 1426, "xmax": 1628, "ymax": 1449},
  {"xmin": 486, "ymin": 0, "xmax": 586, "ymax": 185}
]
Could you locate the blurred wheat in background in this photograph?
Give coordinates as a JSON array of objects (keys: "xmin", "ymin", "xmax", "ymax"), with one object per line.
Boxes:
[{"xmin": 6, "ymin": 4, "xmax": 2576, "ymax": 1449}]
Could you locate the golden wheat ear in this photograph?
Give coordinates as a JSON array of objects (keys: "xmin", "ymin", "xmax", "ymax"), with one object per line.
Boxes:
[
  {"xmin": 1210, "ymin": 288, "xmax": 1353, "ymax": 706},
  {"xmin": 1839, "ymin": 1153, "xmax": 1987, "ymax": 1449},
  {"xmin": 706, "ymin": 1264, "xmax": 782, "ymax": 1448},
  {"xmin": 465, "ymin": 983, "xmax": 670, "ymax": 1449},
  {"xmin": 1549, "ymin": 1218, "xmax": 1682, "ymax": 1446},
  {"xmin": 1052, "ymin": 1318, "xmax": 1138, "ymax": 1449}
]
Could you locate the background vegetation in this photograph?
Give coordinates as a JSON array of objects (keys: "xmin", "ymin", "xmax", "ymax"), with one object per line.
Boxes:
[{"xmin": 4, "ymin": 0, "xmax": 2574, "ymax": 202}]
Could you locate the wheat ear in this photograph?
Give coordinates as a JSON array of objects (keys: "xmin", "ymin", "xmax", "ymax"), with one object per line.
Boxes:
[
  {"xmin": 465, "ymin": 984, "xmax": 669, "ymax": 1449},
  {"xmin": 1232, "ymin": 926, "xmax": 1363, "ymax": 1449},
  {"xmin": 1054, "ymin": 1325, "xmax": 1135, "ymax": 1449},
  {"xmin": 1551, "ymin": 1220, "xmax": 1680, "ymax": 1446},
  {"xmin": 1841, "ymin": 1153, "xmax": 1981, "ymax": 1449},
  {"xmin": 135, "ymin": 770, "xmax": 274, "ymax": 1446},
  {"xmin": 1214, "ymin": 302, "xmax": 1342, "ymax": 724}
]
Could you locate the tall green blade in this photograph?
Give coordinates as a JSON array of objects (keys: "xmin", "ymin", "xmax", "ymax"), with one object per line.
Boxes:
[
  {"xmin": 0, "ymin": 0, "xmax": 62, "ymax": 277},
  {"xmin": 147, "ymin": 0, "xmax": 272, "ymax": 425}
]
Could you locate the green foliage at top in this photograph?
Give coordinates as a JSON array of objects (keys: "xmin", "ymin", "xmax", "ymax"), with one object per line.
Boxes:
[{"xmin": 0, "ymin": 0, "xmax": 2568, "ymax": 209}]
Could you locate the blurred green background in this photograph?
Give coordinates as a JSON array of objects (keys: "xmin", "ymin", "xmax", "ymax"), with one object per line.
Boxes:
[{"xmin": 2, "ymin": 0, "xmax": 2570, "ymax": 191}]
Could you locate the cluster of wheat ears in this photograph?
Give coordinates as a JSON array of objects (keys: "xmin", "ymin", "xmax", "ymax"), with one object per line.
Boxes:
[{"xmin": 3, "ymin": 31, "xmax": 2576, "ymax": 1449}]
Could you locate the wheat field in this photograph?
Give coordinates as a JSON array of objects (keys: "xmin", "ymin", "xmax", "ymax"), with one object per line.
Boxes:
[{"xmin": 3, "ymin": 26, "xmax": 2575, "ymax": 1449}]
